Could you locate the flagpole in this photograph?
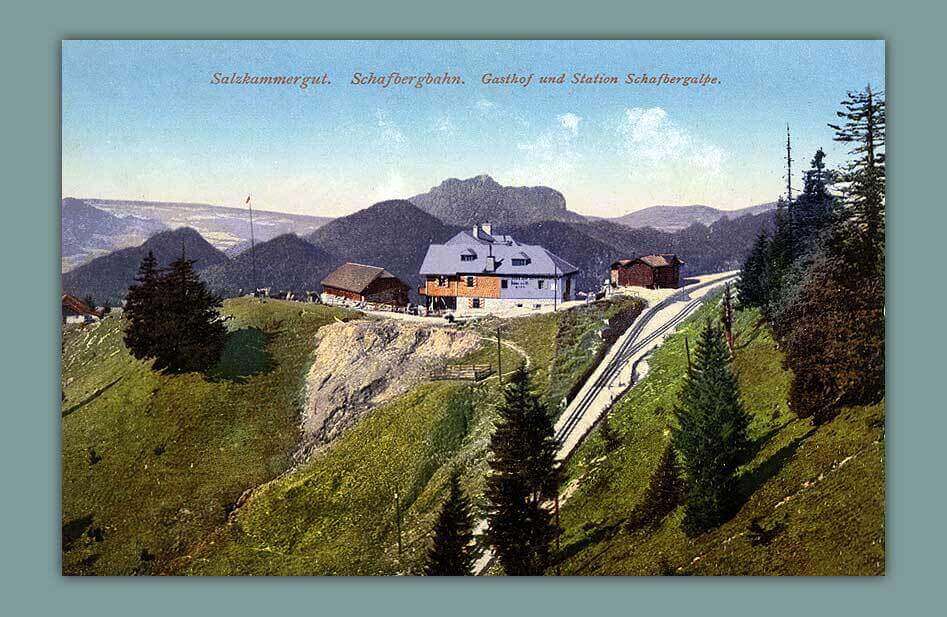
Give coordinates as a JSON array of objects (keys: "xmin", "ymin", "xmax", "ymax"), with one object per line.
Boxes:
[{"xmin": 247, "ymin": 194, "xmax": 256, "ymax": 297}]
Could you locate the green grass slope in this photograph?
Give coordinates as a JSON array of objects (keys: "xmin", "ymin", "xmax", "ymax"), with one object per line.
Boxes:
[
  {"xmin": 555, "ymin": 298, "xmax": 885, "ymax": 575},
  {"xmin": 61, "ymin": 299, "xmax": 358, "ymax": 575},
  {"xmin": 182, "ymin": 298, "xmax": 641, "ymax": 575}
]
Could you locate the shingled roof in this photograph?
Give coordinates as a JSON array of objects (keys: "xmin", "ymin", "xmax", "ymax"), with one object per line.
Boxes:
[
  {"xmin": 611, "ymin": 254, "xmax": 684, "ymax": 269},
  {"xmin": 61, "ymin": 294, "xmax": 100, "ymax": 317},
  {"xmin": 321, "ymin": 262, "xmax": 399, "ymax": 294}
]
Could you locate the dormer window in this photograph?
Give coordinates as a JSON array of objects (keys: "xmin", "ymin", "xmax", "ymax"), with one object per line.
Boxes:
[
  {"xmin": 460, "ymin": 248, "xmax": 477, "ymax": 262},
  {"xmin": 511, "ymin": 252, "xmax": 531, "ymax": 267}
]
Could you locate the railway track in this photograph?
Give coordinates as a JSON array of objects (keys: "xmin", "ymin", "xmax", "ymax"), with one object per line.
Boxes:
[{"xmin": 553, "ymin": 275, "xmax": 734, "ymax": 450}]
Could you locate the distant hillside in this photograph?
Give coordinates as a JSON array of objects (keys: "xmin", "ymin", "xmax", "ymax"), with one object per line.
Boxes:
[
  {"xmin": 307, "ymin": 200, "xmax": 460, "ymax": 298},
  {"xmin": 408, "ymin": 174, "xmax": 586, "ymax": 227},
  {"xmin": 61, "ymin": 227, "xmax": 229, "ymax": 305},
  {"xmin": 609, "ymin": 202, "xmax": 777, "ymax": 232},
  {"xmin": 202, "ymin": 234, "xmax": 338, "ymax": 297},
  {"xmin": 507, "ymin": 211, "xmax": 775, "ymax": 293},
  {"xmin": 61, "ymin": 198, "xmax": 166, "ymax": 271},
  {"xmin": 84, "ymin": 198, "xmax": 333, "ymax": 253}
]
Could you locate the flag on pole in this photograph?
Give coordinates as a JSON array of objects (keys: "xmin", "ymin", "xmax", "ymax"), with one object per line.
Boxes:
[{"xmin": 246, "ymin": 195, "xmax": 251, "ymax": 204}]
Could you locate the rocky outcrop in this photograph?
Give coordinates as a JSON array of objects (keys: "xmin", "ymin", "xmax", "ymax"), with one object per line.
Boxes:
[
  {"xmin": 297, "ymin": 319, "xmax": 480, "ymax": 460},
  {"xmin": 408, "ymin": 174, "xmax": 586, "ymax": 227}
]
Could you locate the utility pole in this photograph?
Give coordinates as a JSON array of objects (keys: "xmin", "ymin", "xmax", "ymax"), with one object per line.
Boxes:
[
  {"xmin": 246, "ymin": 194, "xmax": 257, "ymax": 298},
  {"xmin": 553, "ymin": 262, "xmax": 558, "ymax": 312},
  {"xmin": 496, "ymin": 327, "xmax": 503, "ymax": 385},
  {"xmin": 394, "ymin": 489, "xmax": 403, "ymax": 559},
  {"xmin": 555, "ymin": 493, "xmax": 561, "ymax": 576},
  {"xmin": 684, "ymin": 335, "xmax": 692, "ymax": 376}
]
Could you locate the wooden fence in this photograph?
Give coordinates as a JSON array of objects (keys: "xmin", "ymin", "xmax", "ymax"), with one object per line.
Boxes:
[{"xmin": 429, "ymin": 364, "xmax": 493, "ymax": 381}]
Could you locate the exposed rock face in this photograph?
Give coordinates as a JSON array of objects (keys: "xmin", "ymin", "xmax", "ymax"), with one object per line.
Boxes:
[
  {"xmin": 408, "ymin": 174, "xmax": 586, "ymax": 227},
  {"xmin": 297, "ymin": 319, "xmax": 481, "ymax": 460}
]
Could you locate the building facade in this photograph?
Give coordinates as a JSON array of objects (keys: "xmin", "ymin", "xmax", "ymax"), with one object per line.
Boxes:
[
  {"xmin": 321, "ymin": 262, "xmax": 409, "ymax": 307},
  {"xmin": 610, "ymin": 255, "xmax": 684, "ymax": 289},
  {"xmin": 419, "ymin": 224, "xmax": 578, "ymax": 316}
]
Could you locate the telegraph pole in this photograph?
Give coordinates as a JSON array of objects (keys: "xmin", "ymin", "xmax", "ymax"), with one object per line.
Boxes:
[
  {"xmin": 684, "ymin": 335, "xmax": 692, "ymax": 375},
  {"xmin": 553, "ymin": 262, "xmax": 558, "ymax": 311},
  {"xmin": 246, "ymin": 194, "xmax": 257, "ymax": 298},
  {"xmin": 496, "ymin": 327, "xmax": 503, "ymax": 385},
  {"xmin": 394, "ymin": 489, "xmax": 403, "ymax": 559}
]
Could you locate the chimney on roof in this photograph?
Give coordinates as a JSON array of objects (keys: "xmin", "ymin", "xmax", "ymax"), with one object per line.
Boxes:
[
  {"xmin": 472, "ymin": 225, "xmax": 479, "ymax": 239},
  {"xmin": 481, "ymin": 222, "xmax": 492, "ymax": 236},
  {"xmin": 485, "ymin": 242, "xmax": 496, "ymax": 272}
]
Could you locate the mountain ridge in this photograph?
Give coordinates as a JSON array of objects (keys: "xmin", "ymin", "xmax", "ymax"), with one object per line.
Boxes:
[{"xmin": 407, "ymin": 174, "xmax": 586, "ymax": 227}]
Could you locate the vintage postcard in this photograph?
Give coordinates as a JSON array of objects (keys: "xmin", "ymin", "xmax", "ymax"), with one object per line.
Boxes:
[{"xmin": 60, "ymin": 40, "xmax": 885, "ymax": 576}]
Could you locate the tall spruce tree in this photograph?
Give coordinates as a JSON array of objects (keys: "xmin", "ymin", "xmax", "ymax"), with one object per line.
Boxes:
[
  {"xmin": 794, "ymin": 148, "xmax": 835, "ymax": 248},
  {"xmin": 424, "ymin": 471, "xmax": 476, "ymax": 576},
  {"xmin": 484, "ymin": 366, "xmax": 560, "ymax": 575},
  {"xmin": 150, "ymin": 249, "xmax": 227, "ymax": 373},
  {"xmin": 672, "ymin": 321, "xmax": 751, "ymax": 535},
  {"xmin": 737, "ymin": 229, "xmax": 772, "ymax": 309},
  {"xmin": 123, "ymin": 251, "xmax": 161, "ymax": 360},
  {"xmin": 766, "ymin": 197, "xmax": 796, "ymax": 315},
  {"xmin": 828, "ymin": 84, "xmax": 886, "ymax": 273}
]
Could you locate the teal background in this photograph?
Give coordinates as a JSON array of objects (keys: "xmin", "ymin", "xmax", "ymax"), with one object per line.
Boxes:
[{"xmin": 1, "ymin": 0, "xmax": 939, "ymax": 615}]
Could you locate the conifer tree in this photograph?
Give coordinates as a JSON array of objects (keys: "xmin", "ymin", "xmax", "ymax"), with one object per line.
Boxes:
[
  {"xmin": 151, "ymin": 249, "xmax": 227, "ymax": 373},
  {"xmin": 123, "ymin": 251, "xmax": 161, "ymax": 360},
  {"xmin": 626, "ymin": 444, "xmax": 685, "ymax": 531},
  {"xmin": 672, "ymin": 321, "xmax": 751, "ymax": 535},
  {"xmin": 795, "ymin": 148, "xmax": 835, "ymax": 247},
  {"xmin": 484, "ymin": 366, "xmax": 560, "ymax": 575},
  {"xmin": 829, "ymin": 84, "xmax": 886, "ymax": 272},
  {"xmin": 737, "ymin": 229, "xmax": 772, "ymax": 309},
  {"xmin": 424, "ymin": 471, "xmax": 476, "ymax": 576},
  {"xmin": 599, "ymin": 412, "xmax": 620, "ymax": 453}
]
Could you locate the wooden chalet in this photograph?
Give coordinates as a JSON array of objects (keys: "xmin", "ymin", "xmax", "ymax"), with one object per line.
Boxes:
[
  {"xmin": 320, "ymin": 262, "xmax": 409, "ymax": 307},
  {"xmin": 610, "ymin": 254, "xmax": 684, "ymax": 289}
]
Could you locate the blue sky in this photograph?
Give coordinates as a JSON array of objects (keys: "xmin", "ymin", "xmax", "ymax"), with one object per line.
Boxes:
[{"xmin": 62, "ymin": 40, "xmax": 884, "ymax": 217}]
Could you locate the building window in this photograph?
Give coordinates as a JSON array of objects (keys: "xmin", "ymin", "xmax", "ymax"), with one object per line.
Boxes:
[
  {"xmin": 465, "ymin": 276, "xmax": 475, "ymax": 287},
  {"xmin": 538, "ymin": 279, "xmax": 545, "ymax": 289},
  {"xmin": 437, "ymin": 276, "xmax": 449, "ymax": 287},
  {"xmin": 461, "ymin": 254, "xmax": 476, "ymax": 262},
  {"xmin": 501, "ymin": 279, "xmax": 508, "ymax": 289},
  {"xmin": 512, "ymin": 258, "xmax": 529, "ymax": 266},
  {"xmin": 471, "ymin": 298, "xmax": 482, "ymax": 309}
]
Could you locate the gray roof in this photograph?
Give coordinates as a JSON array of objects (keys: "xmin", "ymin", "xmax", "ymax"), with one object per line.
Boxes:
[{"xmin": 420, "ymin": 231, "xmax": 578, "ymax": 276}]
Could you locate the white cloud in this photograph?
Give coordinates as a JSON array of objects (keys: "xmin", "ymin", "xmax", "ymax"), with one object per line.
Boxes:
[
  {"xmin": 375, "ymin": 109, "xmax": 406, "ymax": 145},
  {"xmin": 475, "ymin": 98, "xmax": 496, "ymax": 111},
  {"xmin": 618, "ymin": 107, "xmax": 725, "ymax": 174},
  {"xmin": 511, "ymin": 113, "xmax": 583, "ymax": 185},
  {"xmin": 433, "ymin": 114, "xmax": 455, "ymax": 134},
  {"xmin": 557, "ymin": 112, "xmax": 582, "ymax": 135}
]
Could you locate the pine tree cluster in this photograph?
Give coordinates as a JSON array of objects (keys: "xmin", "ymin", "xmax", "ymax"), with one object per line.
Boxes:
[
  {"xmin": 123, "ymin": 249, "xmax": 227, "ymax": 373},
  {"xmin": 736, "ymin": 85, "xmax": 885, "ymax": 424}
]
